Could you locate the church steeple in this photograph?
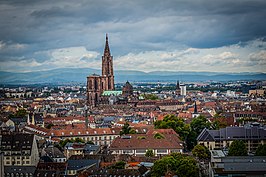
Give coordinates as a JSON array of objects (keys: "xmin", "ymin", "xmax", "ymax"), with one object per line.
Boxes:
[
  {"xmin": 104, "ymin": 33, "xmax": 110, "ymax": 56},
  {"xmin": 194, "ymin": 101, "xmax": 198, "ymax": 114}
]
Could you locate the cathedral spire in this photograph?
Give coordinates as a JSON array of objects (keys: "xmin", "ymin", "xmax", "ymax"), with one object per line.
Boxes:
[{"xmin": 104, "ymin": 33, "xmax": 110, "ymax": 56}]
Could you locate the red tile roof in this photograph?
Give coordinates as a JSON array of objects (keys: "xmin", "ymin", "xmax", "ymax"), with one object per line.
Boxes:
[{"xmin": 109, "ymin": 133, "xmax": 183, "ymax": 150}]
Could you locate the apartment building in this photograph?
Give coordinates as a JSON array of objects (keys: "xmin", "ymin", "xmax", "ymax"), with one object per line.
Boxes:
[
  {"xmin": 1, "ymin": 133, "xmax": 40, "ymax": 177},
  {"xmin": 197, "ymin": 123, "xmax": 266, "ymax": 153}
]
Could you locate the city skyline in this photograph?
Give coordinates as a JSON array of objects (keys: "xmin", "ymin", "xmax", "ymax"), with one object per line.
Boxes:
[{"xmin": 0, "ymin": 0, "xmax": 266, "ymax": 73}]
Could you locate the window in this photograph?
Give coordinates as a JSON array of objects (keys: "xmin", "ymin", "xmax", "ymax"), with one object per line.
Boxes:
[
  {"xmin": 136, "ymin": 150, "xmax": 146, "ymax": 153},
  {"xmin": 157, "ymin": 149, "xmax": 167, "ymax": 153},
  {"xmin": 123, "ymin": 150, "xmax": 133, "ymax": 154}
]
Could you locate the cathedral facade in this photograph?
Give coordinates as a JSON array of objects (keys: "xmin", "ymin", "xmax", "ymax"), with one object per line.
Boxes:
[{"xmin": 87, "ymin": 34, "xmax": 115, "ymax": 107}]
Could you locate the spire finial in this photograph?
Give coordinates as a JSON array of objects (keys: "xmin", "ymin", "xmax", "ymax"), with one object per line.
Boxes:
[{"xmin": 104, "ymin": 33, "xmax": 110, "ymax": 56}]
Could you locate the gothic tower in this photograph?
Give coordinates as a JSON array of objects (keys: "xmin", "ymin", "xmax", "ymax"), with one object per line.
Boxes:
[
  {"xmin": 87, "ymin": 34, "xmax": 115, "ymax": 107},
  {"xmin": 102, "ymin": 34, "xmax": 114, "ymax": 90}
]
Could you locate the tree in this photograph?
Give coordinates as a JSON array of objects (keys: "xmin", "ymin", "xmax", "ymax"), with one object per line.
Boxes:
[
  {"xmin": 192, "ymin": 144, "xmax": 211, "ymax": 160},
  {"xmin": 255, "ymin": 144, "xmax": 266, "ymax": 156},
  {"xmin": 110, "ymin": 161, "xmax": 126, "ymax": 169},
  {"xmin": 46, "ymin": 123, "xmax": 54, "ymax": 129},
  {"xmin": 145, "ymin": 149, "xmax": 154, "ymax": 157},
  {"xmin": 120, "ymin": 122, "xmax": 133, "ymax": 135},
  {"xmin": 142, "ymin": 94, "xmax": 159, "ymax": 100},
  {"xmin": 87, "ymin": 141, "xmax": 94, "ymax": 145},
  {"xmin": 75, "ymin": 137, "xmax": 85, "ymax": 143},
  {"xmin": 228, "ymin": 140, "xmax": 248, "ymax": 156},
  {"xmin": 151, "ymin": 153, "xmax": 199, "ymax": 177},
  {"xmin": 8, "ymin": 109, "xmax": 28, "ymax": 119},
  {"xmin": 59, "ymin": 139, "xmax": 74, "ymax": 147},
  {"xmin": 211, "ymin": 114, "xmax": 227, "ymax": 130},
  {"xmin": 154, "ymin": 114, "xmax": 190, "ymax": 141},
  {"xmin": 190, "ymin": 115, "xmax": 211, "ymax": 135}
]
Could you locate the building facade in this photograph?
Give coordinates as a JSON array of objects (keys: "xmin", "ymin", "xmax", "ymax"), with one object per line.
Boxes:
[
  {"xmin": 109, "ymin": 131, "xmax": 183, "ymax": 156},
  {"xmin": 87, "ymin": 34, "xmax": 115, "ymax": 107},
  {"xmin": 197, "ymin": 124, "xmax": 266, "ymax": 153},
  {"xmin": 1, "ymin": 133, "xmax": 40, "ymax": 177}
]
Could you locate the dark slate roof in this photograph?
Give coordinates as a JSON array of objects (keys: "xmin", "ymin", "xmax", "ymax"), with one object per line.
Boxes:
[
  {"xmin": 29, "ymin": 113, "xmax": 44, "ymax": 122},
  {"xmin": 5, "ymin": 166, "xmax": 36, "ymax": 174},
  {"xmin": 84, "ymin": 144, "xmax": 100, "ymax": 152},
  {"xmin": 10, "ymin": 117, "xmax": 27, "ymax": 124},
  {"xmin": 40, "ymin": 156, "xmax": 54, "ymax": 162},
  {"xmin": 222, "ymin": 157, "xmax": 266, "ymax": 172},
  {"xmin": 67, "ymin": 159, "xmax": 99, "ymax": 170},
  {"xmin": 197, "ymin": 125, "xmax": 266, "ymax": 141},
  {"xmin": 44, "ymin": 147, "xmax": 65, "ymax": 158},
  {"xmin": 35, "ymin": 162, "xmax": 66, "ymax": 177},
  {"xmin": 1, "ymin": 133, "xmax": 34, "ymax": 152}
]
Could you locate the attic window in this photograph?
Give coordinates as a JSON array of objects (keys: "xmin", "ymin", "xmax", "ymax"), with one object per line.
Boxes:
[
  {"xmin": 61, "ymin": 132, "xmax": 64, "ymax": 135},
  {"xmin": 86, "ymin": 131, "xmax": 89, "ymax": 134},
  {"xmin": 103, "ymin": 131, "xmax": 106, "ymax": 133},
  {"xmin": 70, "ymin": 132, "xmax": 73, "ymax": 135},
  {"xmin": 112, "ymin": 130, "xmax": 115, "ymax": 134},
  {"xmin": 78, "ymin": 132, "xmax": 81, "ymax": 135}
]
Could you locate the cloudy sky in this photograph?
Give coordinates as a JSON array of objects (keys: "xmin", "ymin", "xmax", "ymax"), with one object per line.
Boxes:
[{"xmin": 0, "ymin": 0, "xmax": 265, "ymax": 73}]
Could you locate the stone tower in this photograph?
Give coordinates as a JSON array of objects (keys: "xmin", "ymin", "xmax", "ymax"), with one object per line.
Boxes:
[
  {"xmin": 87, "ymin": 34, "xmax": 115, "ymax": 107},
  {"xmin": 102, "ymin": 34, "xmax": 115, "ymax": 91}
]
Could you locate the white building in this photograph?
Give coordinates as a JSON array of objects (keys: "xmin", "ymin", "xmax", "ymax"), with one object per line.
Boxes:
[{"xmin": 180, "ymin": 84, "xmax": 186, "ymax": 96}]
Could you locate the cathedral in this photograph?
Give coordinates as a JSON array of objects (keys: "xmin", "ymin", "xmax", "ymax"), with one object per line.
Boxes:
[{"xmin": 87, "ymin": 34, "xmax": 115, "ymax": 107}]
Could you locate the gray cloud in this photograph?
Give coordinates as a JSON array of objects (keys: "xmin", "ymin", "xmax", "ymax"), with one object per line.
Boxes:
[{"xmin": 0, "ymin": 0, "xmax": 265, "ymax": 72}]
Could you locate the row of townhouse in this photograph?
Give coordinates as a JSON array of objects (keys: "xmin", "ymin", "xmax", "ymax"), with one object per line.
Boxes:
[
  {"xmin": 48, "ymin": 127, "xmax": 121, "ymax": 146},
  {"xmin": 109, "ymin": 129, "xmax": 184, "ymax": 156}
]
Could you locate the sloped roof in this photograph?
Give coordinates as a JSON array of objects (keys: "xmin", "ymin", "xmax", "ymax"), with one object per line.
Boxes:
[
  {"xmin": 102, "ymin": 90, "xmax": 122, "ymax": 96},
  {"xmin": 109, "ymin": 133, "xmax": 183, "ymax": 150}
]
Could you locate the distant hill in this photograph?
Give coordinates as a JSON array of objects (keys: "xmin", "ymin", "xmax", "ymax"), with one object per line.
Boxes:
[{"xmin": 0, "ymin": 68, "xmax": 265, "ymax": 84}]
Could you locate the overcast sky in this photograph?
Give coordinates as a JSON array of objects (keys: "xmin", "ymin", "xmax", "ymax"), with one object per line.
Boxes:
[{"xmin": 0, "ymin": 0, "xmax": 265, "ymax": 73}]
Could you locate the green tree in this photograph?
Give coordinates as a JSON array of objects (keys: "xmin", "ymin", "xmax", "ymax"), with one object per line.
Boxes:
[
  {"xmin": 151, "ymin": 153, "xmax": 199, "ymax": 177},
  {"xmin": 190, "ymin": 115, "xmax": 211, "ymax": 135},
  {"xmin": 87, "ymin": 141, "xmax": 94, "ymax": 145},
  {"xmin": 8, "ymin": 109, "xmax": 28, "ymax": 119},
  {"xmin": 110, "ymin": 161, "xmax": 126, "ymax": 169},
  {"xmin": 46, "ymin": 123, "xmax": 54, "ymax": 129},
  {"xmin": 75, "ymin": 137, "xmax": 85, "ymax": 143},
  {"xmin": 120, "ymin": 122, "xmax": 132, "ymax": 135},
  {"xmin": 255, "ymin": 144, "xmax": 266, "ymax": 156},
  {"xmin": 211, "ymin": 114, "xmax": 227, "ymax": 130},
  {"xmin": 175, "ymin": 156, "xmax": 199, "ymax": 177},
  {"xmin": 142, "ymin": 94, "xmax": 159, "ymax": 100},
  {"xmin": 192, "ymin": 144, "xmax": 211, "ymax": 160},
  {"xmin": 59, "ymin": 139, "xmax": 74, "ymax": 147},
  {"xmin": 188, "ymin": 115, "xmax": 211, "ymax": 150},
  {"xmin": 154, "ymin": 115, "xmax": 190, "ymax": 141},
  {"xmin": 145, "ymin": 149, "xmax": 154, "ymax": 157},
  {"xmin": 228, "ymin": 140, "xmax": 248, "ymax": 156}
]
